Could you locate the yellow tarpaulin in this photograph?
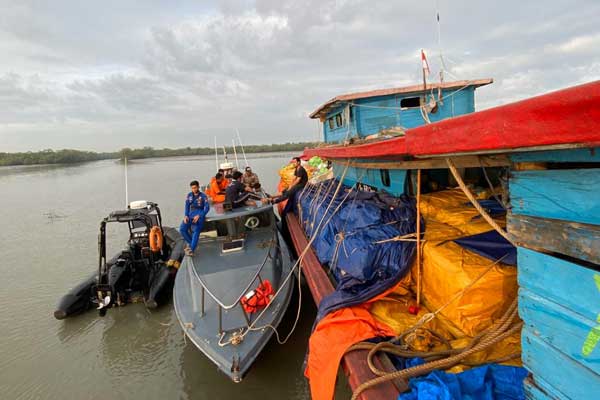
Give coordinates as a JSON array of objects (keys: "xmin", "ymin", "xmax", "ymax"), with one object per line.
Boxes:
[{"xmin": 369, "ymin": 188, "xmax": 520, "ymax": 366}]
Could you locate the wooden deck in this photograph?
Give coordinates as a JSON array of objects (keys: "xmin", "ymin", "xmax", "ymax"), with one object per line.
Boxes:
[{"xmin": 286, "ymin": 213, "xmax": 402, "ymax": 400}]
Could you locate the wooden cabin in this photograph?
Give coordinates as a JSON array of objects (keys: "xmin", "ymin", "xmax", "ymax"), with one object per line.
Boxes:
[{"xmin": 310, "ymin": 79, "xmax": 492, "ymax": 195}]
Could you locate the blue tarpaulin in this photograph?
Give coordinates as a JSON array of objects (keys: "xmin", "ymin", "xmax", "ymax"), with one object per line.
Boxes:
[
  {"xmin": 398, "ymin": 360, "xmax": 527, "ymax": 400},
  {"xmin": 298, "ymin": 180, "xmax": 417, "ymax": 322},
  {"xmin": 475, "ymin": 199, "xmax": 507, "ymax": 218},
  {"xmin": 454, "ymin": 230, "xmax": 517, "ymax": 266}
]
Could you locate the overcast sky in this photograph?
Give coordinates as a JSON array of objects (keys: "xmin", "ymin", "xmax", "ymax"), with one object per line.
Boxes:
[{"xmin": 1, "ymin": 0, "xmax": 599, "ymax": 152}]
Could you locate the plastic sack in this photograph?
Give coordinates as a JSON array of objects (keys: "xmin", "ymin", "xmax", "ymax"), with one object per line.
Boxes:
[
  {"xmin": 278, "ymin": 163, "xmax": 297, "ymax": 190},
  {"xmin": 419, "ymin": 237, "xmax": 517, "ymax": 338},
  {"xmin": 419, "ymin": 189, "xmax": 506, "ymax": 236}
]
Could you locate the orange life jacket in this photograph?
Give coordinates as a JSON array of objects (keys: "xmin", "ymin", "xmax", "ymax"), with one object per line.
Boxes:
[
  {"xmin": 205, "ymin": 177, "xmax": 228, "ymax": 203},
  {"xmin": 241, "ymin": 280, "xmax": 274, "ymax": 313}
]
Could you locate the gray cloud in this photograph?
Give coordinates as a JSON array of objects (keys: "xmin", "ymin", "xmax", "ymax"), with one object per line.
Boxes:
[{"xmin": 0, "ymin": 0, "xmax": 599, "ymax": 151}]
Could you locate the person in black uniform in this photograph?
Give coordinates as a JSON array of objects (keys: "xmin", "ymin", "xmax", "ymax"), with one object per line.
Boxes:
[
  {"xmin": 268, "ymin": 157, "xmax": 308, "ymax": 214},
  {"xmin": 225, "ymin": 171, "xmax": 257, "ymax": 208}
]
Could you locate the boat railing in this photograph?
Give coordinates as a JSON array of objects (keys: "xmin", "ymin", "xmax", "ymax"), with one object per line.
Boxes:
[{"xmin": 186, "ymin": 233, "xmax": 278, "ymax": 334}]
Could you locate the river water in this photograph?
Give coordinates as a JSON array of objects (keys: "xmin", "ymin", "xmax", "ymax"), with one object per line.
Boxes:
[{"xmin": 0, "ymin": 153, "xmax": 349, "ymax": 400}]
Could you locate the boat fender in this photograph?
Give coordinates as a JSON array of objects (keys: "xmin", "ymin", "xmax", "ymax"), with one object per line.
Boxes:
[
  {"xmin": 241, "ymin": 280, "xmax": 274, "ymax": 313},
  {"xmin": 149, "ymin": 226, "xmax": 163, "ymax": 252}
]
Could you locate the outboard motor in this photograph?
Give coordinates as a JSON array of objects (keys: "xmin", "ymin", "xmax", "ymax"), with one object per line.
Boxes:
[{"xmin": 97, "ymin": 257, "xmax": 130, "ymax": 316}]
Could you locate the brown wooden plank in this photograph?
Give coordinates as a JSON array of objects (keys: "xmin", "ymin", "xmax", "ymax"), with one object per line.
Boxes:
[
  {"xmin": 286, "ymin": 213, "xmax": 400, "ymax": 400},
  {"xmin": 507, "ymin": 213, "xmax": 600, "ymax": 265},
  {"xmin": 346, "ymin": 154, "xmax": 510, "ymax": 170}
]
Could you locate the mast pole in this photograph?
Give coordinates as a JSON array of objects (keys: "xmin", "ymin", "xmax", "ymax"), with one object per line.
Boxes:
[
  {"xmin": 124, "ymin": 156, "xmax": 129, "ymax": 207},
  {"xmin": 232, "ymin": 138, "xmax": 239, "ymax": 168},
  {"xmin": 214, "ymin": 136, "xmax": 219, "ymax": 171},
  {"xmin": 235, "ymin": 128, "xmax": 248, "ymax": 167},
  {"xmin": 422, "ymin": 49, "xmax": 427, "ymax": 93}
]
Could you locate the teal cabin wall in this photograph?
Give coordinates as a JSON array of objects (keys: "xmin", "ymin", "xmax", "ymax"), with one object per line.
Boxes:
[
  {"xmin": 322, "ymin": 86, "xmax": 476, "ymax": 191},
  {"xmin": 331, "ymin": 163, "xmax": 407, "ymax": 196},
  {"xmin": 507, "ymin": 147, "xmax": 600, "ymax": 398},
  {"xmin": 322, "ymin": 87, "xmax": 475, "ymax": 144}
]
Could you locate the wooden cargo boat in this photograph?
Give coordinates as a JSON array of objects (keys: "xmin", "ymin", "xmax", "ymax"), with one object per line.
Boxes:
[{"xmin": 290, "ymin": 80, "xmax": 600, "ymax": 399}]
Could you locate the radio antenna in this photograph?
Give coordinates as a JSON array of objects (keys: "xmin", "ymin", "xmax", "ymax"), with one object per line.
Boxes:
[
  {"xmin": 235, "ymin": 128, "xmax": 248, "ymax": 167},
  {"xmin": 124, "ymin": 156, "xmax": 129, "ymax": 207},
  {"xmin": 214, "ymin": 136, "xmax": 219, "ymax": 171},
  {"xmin": 232, "ymin": 138, "xmax": 239, "ymax": 168}
]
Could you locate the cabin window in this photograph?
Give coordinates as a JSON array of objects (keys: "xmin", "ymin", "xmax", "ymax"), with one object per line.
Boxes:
[
  {"xmin": 400, "ymin": 97, "xmax": 421, "ymax": 109},
  {"xmin": 380, "ymin": 169, "xmax": 391, "ymax": 187},
  {"xmin": 335, "ymin": 114, "xmax": 343, "ymax": 128},
  {"xmin": 328, "ymin": 118, "xmax": 335, "ymax": 130}
]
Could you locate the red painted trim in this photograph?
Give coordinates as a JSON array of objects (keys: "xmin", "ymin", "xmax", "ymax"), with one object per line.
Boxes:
[
  {"xmin": 304, "ymin": 81, "xmax": 600, "ymax": 159},
  {"xmin": 308, "ymin": 137, "xmax": 409, "ymax": 159},
  {"xmin": 286, "ymin": 214, "xmax": 400, "ymax": 400}
]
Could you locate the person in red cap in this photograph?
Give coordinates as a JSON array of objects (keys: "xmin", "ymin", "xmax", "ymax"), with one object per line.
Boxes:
[{"xmin": 267, "ymin": 157, "xmax": 307, "ymax": 213}]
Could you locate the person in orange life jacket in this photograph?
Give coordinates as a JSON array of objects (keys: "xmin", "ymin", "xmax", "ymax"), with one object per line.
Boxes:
[
  {"xmin": 179, "ymin": 180, "xmax": 210, "ymax": 256},
  {"xmin": 205, "ymin": 172, "xmax": 228, "ymax": 203},
  {"xmin": 226, "ymin": 171, "xmax": 257, "ymax": 208},
  {"xmin": 267, "ymin": 157, "xmax": 307, "ymax": 214},
  {"xmin": 217, "ymin": 168, "xmax": 229, "ymax": 184}
]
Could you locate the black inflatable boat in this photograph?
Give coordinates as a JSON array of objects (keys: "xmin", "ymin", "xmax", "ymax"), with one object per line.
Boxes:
[{"xmin": 54, "ymin": 201, "xmax": 185, "ymax": 319}]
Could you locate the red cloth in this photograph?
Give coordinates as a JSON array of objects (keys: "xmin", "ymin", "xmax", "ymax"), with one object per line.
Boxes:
[{"xmin": 304, "ymin": 305, "xmax": 395, "ymax": 400}]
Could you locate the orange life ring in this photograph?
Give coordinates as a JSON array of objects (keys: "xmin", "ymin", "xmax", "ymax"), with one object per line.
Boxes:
[{"xmin": 149, "ymin": 226, "xmax": 163, "ymax": 252}]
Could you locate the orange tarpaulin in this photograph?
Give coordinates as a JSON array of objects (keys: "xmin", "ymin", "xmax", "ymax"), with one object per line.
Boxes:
[{"xmin": 305, "ymin": 305, "xmax": 395, "ymax": 400}]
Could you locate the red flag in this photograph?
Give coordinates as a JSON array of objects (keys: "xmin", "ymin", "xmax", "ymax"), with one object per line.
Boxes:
[{"xmin": 421, "ymin": 49, "xmax": 430, "ymax": 76}]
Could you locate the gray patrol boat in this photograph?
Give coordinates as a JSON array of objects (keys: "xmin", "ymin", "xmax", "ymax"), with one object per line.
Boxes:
[{"xmin": 174, "ymin": 200, "xmax": 295, "ymax": 382}]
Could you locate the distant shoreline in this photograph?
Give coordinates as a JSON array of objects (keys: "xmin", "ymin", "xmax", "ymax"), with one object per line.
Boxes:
[{"xmin": 0, "ymin": 142, "xmax": 316, "ymax": 167}]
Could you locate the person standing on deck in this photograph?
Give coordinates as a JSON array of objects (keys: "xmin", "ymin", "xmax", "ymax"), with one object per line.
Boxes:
[
  {"xmin": 268, "ymin": 157, "xmax": 308, "ymax": 212},
  {"xmin": 242, "ymin": 166, "xmax": 260, "ymax": 189},
  {"xmin": 226, "ymin": 171, "xmax": 257, "ymax": 208},
  {"xmin": 180, "ymin": 180, "xmax": 210, "ymax": 256}
]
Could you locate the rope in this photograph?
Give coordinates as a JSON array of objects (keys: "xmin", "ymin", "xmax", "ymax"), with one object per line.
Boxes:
[
  {"xmin": 217, "ymin": 162, "xmax": 352, "ymax": 347},
  {"xmin": 416, "ymin": 169, "xmax": 422, "ymax": 306},
  {"xmin": 340, "ymin": 83, "xmax": 474, "ymax": 111},
  {"xmin": 372, "ymin": 232, "xmax": 420, "ymax": 244},
  {"xmin": 344, "ymin": 253, "xmax": 509, "ymax": 392},
  {"xmin": 349, "ymin": 297, "xmax": 522, "ymax": 399},
  {"xmin": 446, "ymin": 157, "xmax": 516, "ymax": 246},
  {"xmin": 480, "ymin": 161, "xmax": 509, "ymax": 209}
]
